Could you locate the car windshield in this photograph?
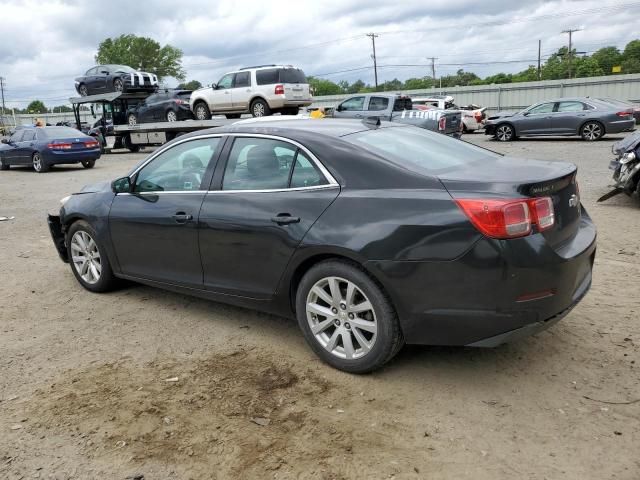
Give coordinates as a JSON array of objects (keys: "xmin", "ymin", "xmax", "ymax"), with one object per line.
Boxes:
[
  {"xmin": 342, "ymin": 126, "xmax": 500, "ymax": 174},
  {"xmin": 280, "ymin": 68, "xmax": 307, "ymax": 84},
  {"xmin": 112, "ymin": 65, "xmax": 136, "ymax": 73},
  {"xmin": 41, "ymin": 127, "xmax": 84, "ymax": 138}
]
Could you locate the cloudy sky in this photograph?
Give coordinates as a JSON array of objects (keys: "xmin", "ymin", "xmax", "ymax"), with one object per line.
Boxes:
[{"xmin": 0, "ymin": 0, "xmax": 638, "ymax": 109}]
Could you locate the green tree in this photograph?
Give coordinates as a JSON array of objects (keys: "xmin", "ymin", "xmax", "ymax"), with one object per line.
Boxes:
[
  {"xmin": 379, "ymin": 78, "xmax": 403, "ymax": 91},
  {"xmin": 574, "ymin": 56, "xmax": 604, "ymax": 78},
  {"xmin": 512, "ymin": 66, "xmax": 540, "ymax": 82},
  {"xmin": 26, "ymin": 100, "xmax": 47, "ymax": 114},
  {"xmin": 483, "ymin": 72, "xmax": 513, "ymax": 84},
  {"xmin": 347, "ymin": 79, "xmax": 366, "ymax": 93},
  {"xmin": 177, "ymin": 80, "xmax": 203, "ymax": 90},
  {"xmin": 404, "ymin": 77, "xmax": 434, "ymax": 90},
  {"xmin": 307, "ymin": 76, "xmax": 342, "ymax": 96},
  {"xmin": 51, "ymin": 105, "xmax": 73, "ymax": 113},
  {"xmin": 95, "ymin": 34, "xmax": 185, "ymax": 80},
  {"xmin": 591, "ymin": 46, "xmax": 622, "ymax": 75}
]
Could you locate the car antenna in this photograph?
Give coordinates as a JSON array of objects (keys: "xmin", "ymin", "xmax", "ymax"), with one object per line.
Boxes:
[{"xmin": 362, "ymin": 117, "xmax": 381, "ymax": 129}]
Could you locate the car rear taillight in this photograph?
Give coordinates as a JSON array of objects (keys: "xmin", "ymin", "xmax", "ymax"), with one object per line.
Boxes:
[
  {"xmin": 174, "ymin": 99, "xmax": 184, "ymax": 104},
  {"xmin": 474, "ymin": 112, "xmax": 483, "ymax": 122},
  {"xmin": 47, "ymin": 143, "xmax": 72, "ymax": 150},
  {"xmin": 455, "ymin": 196, "xmax": 555, "ymax": 239},
  {"xmin": 438, "ymin": 116, "xmax": 446, "ymax": 131},
  {"xmin": 274, "ymin": 84, "xmax": 285, "ymax": 95},
  {"xmin": 84, "ymin": 140, "xmax": 100, "ymax": 148},
  {"xmin": 616, "ymin": 110, "xmax": 633, "ymax": 117}
]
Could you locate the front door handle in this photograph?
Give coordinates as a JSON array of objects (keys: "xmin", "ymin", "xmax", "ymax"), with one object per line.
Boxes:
[
  {"xmin": 355, "ymin": 114, "xmax": 363, "ymax": 118},
  {"xmin": 172, "ymin": 212, "xmax": 193, "ymax": 223},
  {"xmin": 271, "ymin": 213, "xmax": 300, "ymax": 225}
]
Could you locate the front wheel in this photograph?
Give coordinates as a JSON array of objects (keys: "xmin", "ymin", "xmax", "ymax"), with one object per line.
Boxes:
[
  {"xmin": 296, "ymin": 260, "xmax": 403, "ymax": 373},
  {"xmin": 166, "ymin": 110, "xmax": 178, "ymax": 122},
  {"xmin": 495, "ymin": 123, "xmax": 515, "ymax": 141},
  {"xmin": 113, "ymin": 78, "xmax": 124, "ymax": 92},
  {"xmin": 194, "ymin": 102, "xmax": 211, "ymax": 120},
  {"xmin": 67, "ymin": 220, "xmax": 118, "ymax": 292},
  {"xmin": 78, "ymin": 84, "xmax": 89, "ymax": 97},
  {"xmin": 81, "ymin": 160, "xmax": 95, "ymax": 169},
  {"xmin": 32, "ymin": 152, "xmax": 49, "ymax": 173},
  {"xmin": 581, "ymin": 121, "xmax": 604, "ymax": 141},
  {"xmin": 128, "ymin": 114, "xmax": 137, "ymax": 126},
  {"xmin": 251, "ymin": 98, "xmax": 271, "ymax": 117}
]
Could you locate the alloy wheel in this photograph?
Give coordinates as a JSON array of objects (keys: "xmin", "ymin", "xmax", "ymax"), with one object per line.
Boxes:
[
  {"xmin": 306, "ymin": 276, "xmax": 378, "ymax": 360},
  {"xmin": 114, "ymin": 79, "xmax": 123, "ymax": 92},
  {"xmin": 79, "ymin": 85, "xmax": 88, "ymax": 96},
  {"xmin": 253, "ymin": 102, "xmax": 265, "ymax": 117},
  {"xmin": 32, "ymin": 153, "xmax": 42, "ymax": 172},
  {"xmin": 70, "ymin": 231, "xmax": 102, "ymax": 285},
  {"xmin": 167, "ymin": 110, "xmax": 177, "ymax": 122},
  {"xmin": 496, "ymin": 125, "xmax": 512, "ymax": 141},
  {"xmin": 583, "ymin": 123, "xmax": 601, "ymax": 141},
  {"xmin": 128, "ymin": 114, "xmax": 137, "ymax": 126},
  {"xmin": 196, "ymin": 105, "xmax": 208, "ymax": 120}
]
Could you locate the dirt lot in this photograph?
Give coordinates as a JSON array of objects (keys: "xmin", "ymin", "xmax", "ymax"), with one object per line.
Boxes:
[{"xmin": 1, "ymin": 133, "xmax": 639, "ymax": 480}]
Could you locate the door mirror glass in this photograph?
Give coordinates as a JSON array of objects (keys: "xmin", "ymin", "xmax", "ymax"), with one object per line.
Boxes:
[
  {"xmin": 112, "ymin": 176, "xmax": 132, "ymax": 193},
  {"xmin": 211, "ymin": 83, "xmax": 217, "ymax": 89},
  {"xmin": 522, "ymin": 111, "xmax": 530, "ymax": 116}
]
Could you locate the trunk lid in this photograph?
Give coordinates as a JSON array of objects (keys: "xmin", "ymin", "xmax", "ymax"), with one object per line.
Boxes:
[{"xmin": 439, "ymin": 156, "xmax": 580, "ymax": 248}]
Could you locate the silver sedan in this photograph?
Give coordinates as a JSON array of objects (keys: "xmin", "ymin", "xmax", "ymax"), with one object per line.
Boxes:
[{"xmin": 485, "ymin": 97, "xmax": 636, "ymax": 141}]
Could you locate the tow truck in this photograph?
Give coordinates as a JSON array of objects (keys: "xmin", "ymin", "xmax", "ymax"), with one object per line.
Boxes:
[{"xmin": 70, "ymin": 92, "xmax": 235, "ymax": 152}]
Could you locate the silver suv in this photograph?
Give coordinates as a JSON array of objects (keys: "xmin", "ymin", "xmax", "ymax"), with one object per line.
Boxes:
[{"xmin": 189, "ymin": 65, "xmax": 312, "ymax": 119}]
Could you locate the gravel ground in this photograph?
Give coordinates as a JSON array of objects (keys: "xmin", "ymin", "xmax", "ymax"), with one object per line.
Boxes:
[{"xmin": 0, "ymin": 133, "xmax": 639, "ymax": 480}]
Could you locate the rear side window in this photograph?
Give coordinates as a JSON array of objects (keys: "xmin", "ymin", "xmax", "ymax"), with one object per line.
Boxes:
[
  {"xmin": 343, "ymin": 126, "xmax": 500, "ymax": 174},
  {"xmin": 557, "ymin": 101, "xmax": 586, "ymax": 112},
  {"xmin": 22, "ymin": 130, "xmax": 36, "ymax": 142},
  {"xmin": 280, "ymin": 68, "xmax": 307, "ymax": 84},
  {"xmin": 290, "ymin": 151, "xmax": 328, "ymax": 188},
  {"xmin": 256, "ymin": 69, "xmax": 279, "ymax": 85},
  {"xmin": 393, "ymin": 98, "xmax": 412, "ymax": 111},
  {"xmin": 223, "ymin": 138, "xmax": 295, "ymax": 190},
  {"xmin": 368, "ymin": 97, "xmax": 389, "ymax": 111},
  {"xmin": 234, "ymin": 71, "xmax": 251, "ymax": 88}
]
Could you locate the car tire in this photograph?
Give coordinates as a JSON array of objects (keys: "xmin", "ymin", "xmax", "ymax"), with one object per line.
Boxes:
[
  {"xmin": 0, "ymin": 160, "xmax": 9, "ymax": 170},
  {"xmin": 113, "ymin": 78, "xmax": 124, "ymax": 92},
  {"xmin": 295, "ymin": 260, "xmax": 404, "ymax": 374},
  {"xmin": 581, "ymin": 121, "xmax": 604, "ymax": 141},
  {"xmin": 128, "ymin": 114, "xmax": 137, "ymax": 126},
  {"xmin": 81, "ymin": 160, "xmax": 95, "ymax": 169},
  {"xmin": 67, "ymin": 220, "xmax": 118, "ymax": 293},
  {"xmin": 78, "ymin": 84, "xmax": 89, "ymax": 97},
  {"xmin": 166, "ymin": 110, "xmax": 178, "ymax": 122},
  {"xmin": 225, "ymin": 113, "xmax": 241, "ymax": 119},
  {"xmin": 32, "ymin": 152, "xmax": 49, "ymax": 173},
  {"xmin": 194, "ymin": 102, "xmax": 211, "ymax": 120},
  {"xmin": 495, "ymin": 123, "xmax": 515, "ymax": 141},
  {"xmin": 251, "ymin": 98, "xmax": 271, "ymax": 117},
  {"xmin": 123, "ymin": 134, "xmax": 140, "ymax": 153}
]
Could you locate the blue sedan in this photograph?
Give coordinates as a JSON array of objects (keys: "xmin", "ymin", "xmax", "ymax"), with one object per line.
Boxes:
[{"xmin": 0, "ymin": 126, "xmax": 101, "ymax": 173}]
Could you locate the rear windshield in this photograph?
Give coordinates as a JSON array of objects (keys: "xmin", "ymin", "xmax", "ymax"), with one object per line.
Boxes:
[
  {"xmin": 342, "ymin": 126, "xmax": 500, "ymax": 174},
  {"xmin": 256, "ymin": 68, "xmax": 307, "ymax": 85},
  {"xmin": 176, "ymin": 91, "xmax": 192, "ymax": 100},
  {"xmin": 40, "ymin": 127, "xmax": 85, "ymax": 138},
  {"xmin": 393, "ymin": 97, "xmax": 412, "ymax": 111}
]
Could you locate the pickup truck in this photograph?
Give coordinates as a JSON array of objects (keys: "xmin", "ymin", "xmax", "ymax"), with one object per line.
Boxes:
[
  {"xmin": 330, "ymin": 93, "xmax": 462, "ymax": 136},
  {"xmin": 412, "ymin": 95, "xmax": 486, "ymax": 132}
]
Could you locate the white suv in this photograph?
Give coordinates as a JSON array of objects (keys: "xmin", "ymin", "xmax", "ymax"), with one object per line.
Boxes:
[{"xmin": 190, "ymin": 65, "xmax": 312, "ymax": 119}]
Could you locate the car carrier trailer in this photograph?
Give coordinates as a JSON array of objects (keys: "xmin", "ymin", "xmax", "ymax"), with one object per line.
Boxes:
[{"xmin": 70, "ymin": 92, "xmax": 235, "ymax": 152}]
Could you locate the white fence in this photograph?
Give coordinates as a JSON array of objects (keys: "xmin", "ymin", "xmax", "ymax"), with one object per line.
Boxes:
[{"xmin": 311, "ymin": 73, "xmax": 640, "ymax": 113}]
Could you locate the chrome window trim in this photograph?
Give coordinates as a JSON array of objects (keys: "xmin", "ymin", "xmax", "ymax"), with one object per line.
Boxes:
[{"xmin": 116, "ymin": 184, "xmax": 339, "ymax": 197}]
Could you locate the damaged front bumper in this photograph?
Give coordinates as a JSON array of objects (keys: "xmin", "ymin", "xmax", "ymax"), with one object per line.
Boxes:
[{"xmin": 47, "ymin": 214, "xmax": 68, "ymax": 262}]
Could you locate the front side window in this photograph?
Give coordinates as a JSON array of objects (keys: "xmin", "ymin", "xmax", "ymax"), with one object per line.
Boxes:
[
  {"xmin": 340, "ymin": 96, "xmax": 365, "ymax": 111},
  {"xmin": 234, "ymin": 72, "xmax": 251, "ymax": 88},
  {"xmin": 223, "ymin": 138, "xmax": 296, "ymax": 190},
  {"xmin": 528, "ymin": 103, "xmax": 554, "ymax": 114},
  {"xmin": 558, "ymin": 101, "xmax": 586, "ymax": 112},
  {"xmin": 368, "ymin": 97, "xmax": 389, "ymax": 111},
  {"xmin": 134, "ymin": 137, "xmax": 220, "ymax": 193},
  {"xmin": 10, "ymin": 131, "xmax": 24, "ymax": 142},
  {"xmin": 217, "ymin": 74, "xmax": 234, "ymax": 89},
  {"xmin": 22, "ymin": 130, "xmax": 36, "ymax": 142}
]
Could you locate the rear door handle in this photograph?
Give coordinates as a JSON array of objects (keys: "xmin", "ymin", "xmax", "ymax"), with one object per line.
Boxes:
[
  {"xmin": 355, "ymin": 114, "xmax": 363, "ymax": 118},
  {"xmin": 172, "ymin": 212, "xmax": 193, "ymax": 223},
  {"xmin": 271, "ymin": 213, "xmax": 300, "ymax": 225}
]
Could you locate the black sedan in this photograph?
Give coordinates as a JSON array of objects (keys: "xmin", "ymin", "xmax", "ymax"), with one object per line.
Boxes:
[
  {"xmin": 126, "ymin": 90, "xmax": 195, "ymax": 124},
  {"xmin": 47, "ymin": 119, "xmax": 596, "ymax": 373},
  {"xmin": 1, "ymin": 126, "xmax": 101, "ymax": 172},
  {"xmin": 75, "ymin": 64, "xmax": 158, "ymax": 97}
]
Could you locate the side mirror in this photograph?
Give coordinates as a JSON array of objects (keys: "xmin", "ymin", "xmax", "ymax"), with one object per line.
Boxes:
[
  {"xmin": 1, "ymin": 138, "xmax": 9, "ymax": 144},
  {"xmin": 112, "ymin": 176, "xmax": 132, "ymax": 194},
  {"xmin": 522, "ymin": 111, "xmax": 530, "ymax": 116},
  {"xmin": 336, "ymin": 105, "xmax": 342, "ymax": 112},
  {"xmin": 101, "ymin": 70, "xmax": 109, "ymax": 75},
  {"xmin": 211, "ymin": 83, "xmax": 217, "ymax": 90}
]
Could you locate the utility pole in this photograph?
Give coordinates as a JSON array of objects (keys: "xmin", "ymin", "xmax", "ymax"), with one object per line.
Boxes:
[
  {"xmin": 366, "ymin": 33, "xmax": 379, "ymax": 89},
  {"xmin": 427, "ymin": 57, "xmax": 438, "ymax": 83},
  {"xmin": 562, "ymin": 28, "xmax": 582, "ymax": 79},
  {"xmin": 537, "ymin": 40, "xmax": 542, "ymax": 80},
  {"xmin": 0, "ymin": 77, "xmax": 5, "ymax": 116}
]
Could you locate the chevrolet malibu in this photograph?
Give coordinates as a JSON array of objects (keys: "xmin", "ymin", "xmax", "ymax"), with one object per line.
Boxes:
[{"xmin": 48, "ymin": 119, "xmax": 596, "ymax": 373}]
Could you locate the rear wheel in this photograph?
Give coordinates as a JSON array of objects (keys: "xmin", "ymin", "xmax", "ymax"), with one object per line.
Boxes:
[
  {"xmin": 581, "ymin": 121, "xmax": 604, "ymax": 141},
  {"xmin": 123, "ymin": 135, "xmax": 140, "ymax": 153},
  {"xmin": 194, "ymin": 102, "xmax": 211, "ymax": 120},
  {"xmin": 166, "ymin": 110, "xmax": 178, "ymax": 122},
  {"xmin": 495, "ymin": 123, "xmax": 515, "ymax": 141},
  {"xmin": 296, "ymin": 260, "xmax": 403, "ymax": 373},
  {"xmin": 78, "ymin": 84, "xmax": 88, "ymax": 97},
  {"xmin": 67, "ymin": 220, "xmax": 118, "ymax": 292},
  {"xmin": 32, "ymin": 152, "xmax": 49, "ymax": 173},
  {"xmin": 225, "ymin": 113, "xmax": 241, "ymax": 119},
  {"xmin": 113, "ymin": 78, "xmax": 124, "ymax": 92},
  {"xmin": 81, "ymin": 160, "xmax": 95, "ymax": 169},
  {"xmin": 128, "ymin": 113, "xmax": 137, "ymax": 126},
  {"xmin": 251, "ymin": 98, "xmax": 271, "ymax": 117}
]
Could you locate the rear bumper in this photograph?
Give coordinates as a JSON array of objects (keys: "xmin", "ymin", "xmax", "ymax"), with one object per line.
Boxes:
[
  {"xmin": 367, "ymin": 214, "xmax": 596, "ymax": 346},
  {"xmin": 42, "ymin": 149, "xmax": 101, "ymax": 165},
  {"xmin": 47, "ymin": 214, "xmax": 68, "ymax": 262},
  {"xmin": 269, "ymin": 96, "xmax": 313, "ymax": 109},
  {"xmin": 607, "ymin": 119, "xmax": 635, "ymax": 134}
]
